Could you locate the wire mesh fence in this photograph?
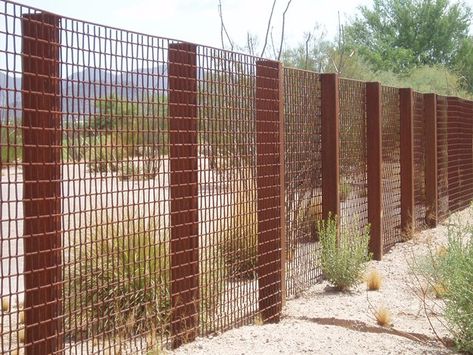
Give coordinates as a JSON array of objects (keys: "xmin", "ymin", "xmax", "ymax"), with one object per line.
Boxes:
[
  {"xmin": 381, "ymin": 86, "xmax": 401, "ymax": 252},
  {"xmin": 283, "ymin": 68, "xmax": 322, "ymax": 297},
  {"xmin": 2, "ymin": 1, "xmax": 473, "ymax": 353},
  {"xmin": 413, "ymin": 92, "xmax": 427, "ymax": 231},
  {"xmin": 339, "ymin": 79, "xmax": 368, "ymax": 231}
]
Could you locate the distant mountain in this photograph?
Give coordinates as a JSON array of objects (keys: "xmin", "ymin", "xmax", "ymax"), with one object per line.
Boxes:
[{"xmin": 1, "ymin": 65, "xmax": 169, "ymax": 121}]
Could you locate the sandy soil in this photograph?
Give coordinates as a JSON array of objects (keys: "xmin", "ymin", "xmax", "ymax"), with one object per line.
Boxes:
[{"xmin": 171, "ymin": 210, "xmax": 472, "ymax": 355}]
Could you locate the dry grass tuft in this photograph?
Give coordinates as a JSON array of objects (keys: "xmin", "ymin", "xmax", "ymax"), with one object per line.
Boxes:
[
  {"xmin": 365, "ymin": 269, "xmax": 382, "ymax": 291},
  {"xmin": 19, "ymin": 310, "xmax": 24, "ymax": 324},
  {"xmin": 432, "ymin": 282, "xmax": 447, "ymax": 299},
  {"xmin": 2, "ymin": 297, "xmax": 10, "ymax": 312},
  {"xmin": 374, "ymin": 306, "xmax": 392, "ymax": 327},
  {"xmin": 18, "ymin": 328, "xmax": 25, "ymax": 343}
]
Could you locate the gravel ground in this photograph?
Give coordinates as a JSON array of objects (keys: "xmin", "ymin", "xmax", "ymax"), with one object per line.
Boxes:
[{"xmin": 171, "ymin": 209, "xmax": 473, "ymax": 355}]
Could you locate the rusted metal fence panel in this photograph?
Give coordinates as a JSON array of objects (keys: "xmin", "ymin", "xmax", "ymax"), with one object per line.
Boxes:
[
  {"xmin": 196, "ymin": 45, "xmax": 259, "ymax": 335},
  {"xmin": 400, "ymin": 88, "xmax": 415, "ymax": 240},
  {"xmin": 255, "ymin": 60, "xmax": 284, "ymax": 323},
  {"xmin": 437, "ymin": 95, "xmax": 449, "ymax": 222},
  {"xmin": 321, "ymin": 74, "xmax": 340, "ymax": 221},
  {"xmin": 413, "ymin": 92, "xmax": 427, "ymax": 231},
  {"xmin": 338, "ymin": 79, "xmax": 368, "ymax": 231},
  {"xmin": 283, "ymin": 68, "xmax": 322, "ymax": 296},
  {"xmin": 22, "ymin": 12, "xmax": 62, "ymax": 355},
  {"xmin": 366, "ymin": 82, "xmax": 382, "ymax": 260},
  {"xmin": 424, "ymin": 94, "xmax": 438, "ymax": 227},
  {"xmin": 168, "ymin": 42, "xmax": 199, "ymax": 348},
  {"xmin": 447, "ymin": 97, "xmax": 473, "ymax": 212},
  {"xmin": 381, "ymin": 86, "xmax": 402, "ymax": 252},
  {"xmin": 4, "ymin": 1, "xmax": 473, "ymax": 353}
]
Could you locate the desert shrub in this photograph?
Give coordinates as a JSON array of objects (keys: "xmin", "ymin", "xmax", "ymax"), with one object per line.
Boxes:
[
  {"xmin": 220, "ymin": 175, "xmax": 258, "ymax": 279},
  {"xmin": 64, "ymin": 211, "xmax": 170, "ymax": 338},
  {"xmin": 435, "ymin": 220, "xmax": 473, "ymax": 352},
  {"xmin": 65, "ymin": 209, "xmax": 223, "ymax": 338},
  {"xmin": 374, "ymin": 306, "xmax": 392, "ymax": 327},
  {"xmin": 317, "ymin": 214, "xmax": 371, "ymax": 291},
  {"xmin": 118, "ymin": 158, "xmax": 159, "ymax": 181}
]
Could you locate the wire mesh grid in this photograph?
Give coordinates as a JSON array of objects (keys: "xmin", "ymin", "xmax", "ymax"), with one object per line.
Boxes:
[
  {"xmin": 413, "ymin": 92, "xmax": 427, "ymax": 231},
  {"xmin": 436, "ymin": 95, "xmax": 449, "ymax": 221},
  {"xmin": 381, "ymin": 86, "xmax": 401, "ymax": 252},
  {"xmin": 447, "ymin": 97, "xmax": 473, "ymax": 213},
  {"xmin": 338, "ymin": 79, "xmax": 368, "ymax": 231},
  {"xmin": 196, "ymin": 46, "xmax": 259, "ymax": 334},
  {"xmin": 283, "ymin": 68, "xmax": 322, "ymax": 297}
]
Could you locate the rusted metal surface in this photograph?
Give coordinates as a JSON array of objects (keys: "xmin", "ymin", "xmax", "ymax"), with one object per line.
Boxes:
[
  {"xmin": 256, "ymin": 60, "xmax": 283, "ymax": 323},
  {"xmin": 400, "ymin": 88, "xmax": 415, "ymax": 239},
  {"xmin": 21, "ymin": 13, "xmax": 62, "ymax": 355},
  {"xmin": 447, "ymin": 97, "xmax": 473, "ymax": 213},
  {"xmin": 424, "ymin": 94, "xmax": 438, "ymax": 227},
  {"xmin": 339, "ymin": 79, "xmax": 368, "ymax": 233},
  {"xmin": 366, "ymin": 82, "xmax": 383, "ymax": 260},
  {"xmin": 3, "ymin": 1, "xmax": 473, "ymax": 353},
  {"xmin": 413, "ymin": 92, "xmax": 427, "ymax": 231},
  {"xmin": 283, "ymin": 68, "xmax": 322, "ymax": 296},
  {"xmin": 381, "ymin": 86, "xmax": 401, "ymax": 252},
  {"xmin": 437, "ymin": 95, "xmax": 449, "ymax": 221},
  {"xmin": 321, "ymin": 74, "xmax": 340, "ymax": 221},
  {"xmin": 169, "ymin": 42, "xmax": 199, "ymax": 348}
]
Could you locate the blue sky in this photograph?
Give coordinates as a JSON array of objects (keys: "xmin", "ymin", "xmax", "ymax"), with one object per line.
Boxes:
[{"xmin": 14, "ymin": 0, "xmax": 473, "ymax": 54}]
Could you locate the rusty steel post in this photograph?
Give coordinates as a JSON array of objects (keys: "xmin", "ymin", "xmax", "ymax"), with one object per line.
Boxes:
[
  {"xmin": 424, "ymin": 94, "xmax": 438, "ymax": 227},
  {"xmin": 168, "ymin": 42, "xmax": 199, "ymax": 348},
  {"xmin": 278, "ymin": 64, "xmax": 287, "ymax": 306},
  {"xmin": 256, "ymin": 59, "xmax": 284, "ymax": 323},
  {"xmin": 21, "ymin": 13, "xmax": 62, "ymax": 354},
  {"xmin": 366, "ymin": 82, "xmax": 383, "ymax": 260},
  {"xmin": 321, "ymin": 74, "xmax": 340, "ymax": 221},
  {"xmin": 400, "ymin": 88, "xmax": 415, "ymax": 239}
]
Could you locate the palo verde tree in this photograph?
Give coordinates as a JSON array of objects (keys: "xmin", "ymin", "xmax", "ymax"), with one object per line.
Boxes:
[{"xmin": 346, "ymin": 0, "xmax": 472, "ymax": 73}]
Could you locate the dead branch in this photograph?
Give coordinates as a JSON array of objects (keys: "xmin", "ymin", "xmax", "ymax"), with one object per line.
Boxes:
[
  {"xmin": 278, "ymin": 0, "xmax": 293, "ymax": 61},
  {"xmin": 260, "ymin": 0, "xmax": 277, "ymax": 57},
  {"xmin": 218, "ymin": 0, "xmax": 234, "ymax": 50}
]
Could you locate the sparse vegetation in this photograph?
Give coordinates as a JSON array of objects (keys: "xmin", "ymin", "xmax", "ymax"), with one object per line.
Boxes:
[
  {"xmin": 374, "ymin": 306, "xmax": 392, "ymax": 327},
  {"xmin": 2, "ymin": 297, "xmax": 10, "ymax": 312},
  {"xmin": 64, "ymin": 208, "xmax": 223, "ymax": 339},
  {"xmin": 297, "ymin": 194, "xmax": 322, "ymax": 242},
  {"xmin": 414, "ymin": 212, "xmax": 473, "ymax": 353},
  {"xmin": 365, "ymin": 269, "xmax": 382, "ymax": 291},
  {"xmin": 220, "ymin": 175, "xmax": 258, "ymax": 279},
  {"xmin": 317, "ymin": 215, "xmax": 372, "ymax": 291}
]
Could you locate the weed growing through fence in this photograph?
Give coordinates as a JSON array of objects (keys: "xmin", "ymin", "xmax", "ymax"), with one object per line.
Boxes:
[{"xmin": 317, "ymin": 214, "xmax": 372, "ymax": 291}]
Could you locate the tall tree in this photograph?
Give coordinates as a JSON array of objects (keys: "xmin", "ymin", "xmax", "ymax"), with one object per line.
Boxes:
[{"xmin": 346, "ymin": 0, "xmax": 471, "ymax": 73}]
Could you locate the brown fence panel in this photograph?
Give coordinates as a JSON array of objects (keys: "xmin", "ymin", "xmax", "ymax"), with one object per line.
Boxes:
[
  {"xmin": 284, "ymin": 68, "xmax": 322, "ymax": 296},
  {"xmin": 437, "ymin": 95, "xmax": 449, "ymax": 221},
  {"xmin": 413, "ymin": 92, "xmax": 427, "ymax": 231},
  {"xmin": 255, "ymin": 60, "xmax": 284, "ymax": 323},
  {"xmin": 168, "ymin": 42, "xmax": 199, "ymax": 348},
  {"xmin": 447, "ymin": 97, "xmax": 473, "ymax": 212},
  {"xmin": 22, "ymin": 13, "xmax": 63, "ymax": 354},
  {"xmin": 424, "ymin": 94, "xmax": 438, "ymax": 227},
  {"xmin": 366, "ymin": 82, "xmax": 382, "ymax": 260},
  {"xmin": 339, "ymin": 79, "xmax": 368, "ymax": 231},
  {"xmin": 196, "ymin": 46, "xmax": 260, "ymax": 334},
  {"xmin": 381, "ymin": 86, "xmax": 402, "ymax": 252}
]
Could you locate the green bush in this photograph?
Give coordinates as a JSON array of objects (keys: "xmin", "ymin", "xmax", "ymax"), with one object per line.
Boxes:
[
  {"xmin": 317, "ymin": 215, "xmax": 371, "ymax": 291},
  {"xmin": 424, "ymin": 217, "xmax": 473, "ymax": 353}
]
